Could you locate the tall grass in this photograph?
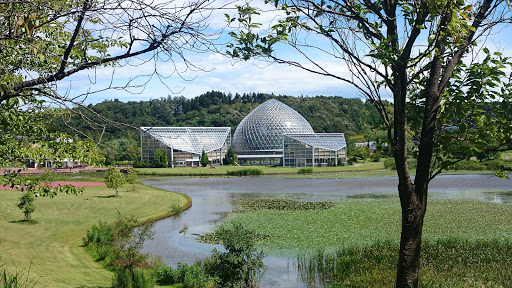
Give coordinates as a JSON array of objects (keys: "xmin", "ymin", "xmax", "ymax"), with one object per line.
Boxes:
[
  {"xmin": 226, "ymin": 168, "xmax": 263, "ymax": 176},
  {"xmin": 297, "ymin": 239, "xmax": 512, "ymax": 287},
  {"xmin": 0, "ymin": 265, "xmax": 37, "ymax": 288}
]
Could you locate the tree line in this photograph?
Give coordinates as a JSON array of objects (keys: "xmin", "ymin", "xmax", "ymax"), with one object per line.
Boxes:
[{"xmin": 57, "ymin": 91, "xmax": 389, "ymax": 163}]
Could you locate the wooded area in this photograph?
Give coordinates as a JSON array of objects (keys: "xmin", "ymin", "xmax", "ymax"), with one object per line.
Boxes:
[{"xmin": 58, "ymin": 91, "xmax": 389, "ymax": 163}]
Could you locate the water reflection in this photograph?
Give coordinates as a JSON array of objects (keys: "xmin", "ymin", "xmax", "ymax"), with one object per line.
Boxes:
[{"xmin": 142, "ymin": 175, "xmax": 511, "ymax": 287}]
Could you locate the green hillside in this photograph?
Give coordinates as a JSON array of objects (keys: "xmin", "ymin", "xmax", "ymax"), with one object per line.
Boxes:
[{"xmin": 58, "ymin": 92, "xmax": 389, "ymax": 163}]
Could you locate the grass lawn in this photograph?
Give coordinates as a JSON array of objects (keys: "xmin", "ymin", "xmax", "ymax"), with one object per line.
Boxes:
[
  {"xmin": 0, "ymin": 183, "xmax": 190, "ymax": 288},
  {"xmin": 134, "ymin": 162, "xmax": 387, "ymax": 176}
]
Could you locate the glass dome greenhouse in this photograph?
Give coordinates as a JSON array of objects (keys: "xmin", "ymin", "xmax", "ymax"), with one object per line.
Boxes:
[{"xmin": 232, "ymin": 99, "xmax": 314, "ymax": 154}]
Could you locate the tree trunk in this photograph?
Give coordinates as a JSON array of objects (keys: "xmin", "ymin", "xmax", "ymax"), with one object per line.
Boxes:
[{"xmin": 395, "ymin": 183, "xmax": 428, "ymax": 288}]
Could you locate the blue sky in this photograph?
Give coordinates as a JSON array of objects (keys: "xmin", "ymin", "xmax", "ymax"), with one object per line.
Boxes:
[{"xmin": 59, "ymin": 1, "xmax": 512, "ymax": 105}]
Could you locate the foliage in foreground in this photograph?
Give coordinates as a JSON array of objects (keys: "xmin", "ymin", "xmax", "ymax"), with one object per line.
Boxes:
[
  {"xmin": 0, "ymin": 264, "xmax": 37, "ymax": 288},
  {"xmin": 83, "ymin": 214, "xmax": 155, "ymax": 287},
  {"xmin": 84, "ymin": 216, "xmax": 265, "ymax": 287},
  {"xmin": 203, "ymin": 223, "xmax": 266, "ymax": 288},
  {"xmin": 297, "ymin": 239, "xmax": 512, "ymax": 287},
  {"xmin": 226, "ymin": 168, "xmax": 263, "ymax": 176},
  {"xmin": 157, "ymin": 223, "xmax": 267, "ymax": 287}
]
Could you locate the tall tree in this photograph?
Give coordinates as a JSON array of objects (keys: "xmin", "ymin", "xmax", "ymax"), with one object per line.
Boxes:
[{"xmin": 227, "ymin": 0, "xmax": 512, "ymax": 286}]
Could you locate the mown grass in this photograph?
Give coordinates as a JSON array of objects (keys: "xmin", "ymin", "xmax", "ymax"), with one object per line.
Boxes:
[
  {"xmin": 0, "ymin": 183, "xmax": 190, "ymax": 288},
  {"xmin": 15, "ymin": 171, "xmax": 108, "ymax": 182},
  {"xmin": 134, "ymin": 162, "xmax": 386, "ymax": 176}
]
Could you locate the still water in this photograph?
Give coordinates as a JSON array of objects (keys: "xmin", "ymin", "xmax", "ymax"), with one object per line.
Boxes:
[{"xmin": 142, "ymin": 175, "xmax": 511, "ymax": 287}]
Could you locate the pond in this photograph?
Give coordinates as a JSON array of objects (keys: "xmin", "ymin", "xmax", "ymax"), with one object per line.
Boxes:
[{"xmin": 141, "ymin": 174, "xmax": 512, "ymax": 287}]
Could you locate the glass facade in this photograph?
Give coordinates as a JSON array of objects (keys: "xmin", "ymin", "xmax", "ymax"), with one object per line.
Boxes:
[
  {"xmin": 140, "ymin": 99, "xmax": 347, "ymax": 168},
  {"xmin": 283, "ymin": 134, "xmax": 347, "ymax": 167},
  {"xmin": 140, "ymin": 127, "xmax": 231, "ymax": 167},
  {"xmin": 232, "ymin": 99, "xmax": 314, "ymax": 155}
]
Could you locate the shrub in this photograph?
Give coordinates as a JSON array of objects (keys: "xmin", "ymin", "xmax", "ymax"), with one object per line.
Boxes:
[
  {"xmin": 383, "ymin": 158, "xmax": 395, "ymax": 169},
  {"xmin": 133, "ymin": 159, "xmax": 151, "ymax": 168},
  {"xmin": 448, "ymin": 160, "xmax": 485, "ymax": 171},
  {"xmin": 154, "ymin": 265, "xmax": 177, "ymax": 285},
  {"xmin": 85, "ymin": 215, "xmax": 156, "ymax": 287},
  {"xmin": 155, "ymin": 263, "xmax": 216, "ymax": 288},
  {"xmin": 83, "ymin": 215, "xmax": 139, "ymax": 265},
  {"xmin": 383, "ymin": 158, "xmax": 417, "ymax": 170},
  {"xmin": 298, "ymin": 167, "xmax": 313, "ymax": 174},
  {"xmin": 223, "ymin": 146, "xmax": 238, "ymax": 165},
  {"xmin": 226, "ymin": 168, "xmax": 263, "ymax": 176},
  {"xmin": 112, "ymin": 268, "xmax": 155, "ymax": 288},
  {"xmin": 153, "ymin": 150, "xmax": 168, "ymax": 168},
  {"xmin": 370, "ymin": 153, "xmax": 381, "ymax": 162},
  {"xmin": 200, "ymin": 150, "xmax": 209, "ymax": 167},
  {"xmin": 125, "ymin": 169, "xmax": 138, "ymax": 191},
  {"xmin": 203, "ymin": 222, "xmax": 265, "ymax": 288}
]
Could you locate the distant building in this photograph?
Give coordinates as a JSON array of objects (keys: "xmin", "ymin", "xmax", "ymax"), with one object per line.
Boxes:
[
  {"xmin": 354, "ymin": 141, "xmax": 387, "ymax": 153},
  {"xmin": 141, "ymin": 99, "xmax": 347, "ymax": 167},
  {"xmin": 140, "ymin": 127, "xmax": 231, "ymax": 167},
  {"xmin": 283, "ymin": 134, "xmax": 346, "ymax": 167},
  {"xmin": 232, "ymin": 99, "xmax": 346, "ymax": 166}
]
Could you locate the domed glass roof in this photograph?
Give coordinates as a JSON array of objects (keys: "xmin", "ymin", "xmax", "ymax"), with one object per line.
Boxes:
[{"xmin": 232, "ymin": 99, "xmax": 314, "ymax": 153}]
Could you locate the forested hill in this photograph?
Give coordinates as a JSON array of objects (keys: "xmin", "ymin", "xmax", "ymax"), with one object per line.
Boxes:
[{"xmin": 58, "ymin": 91, "xmax": 388, "ymax": 161}]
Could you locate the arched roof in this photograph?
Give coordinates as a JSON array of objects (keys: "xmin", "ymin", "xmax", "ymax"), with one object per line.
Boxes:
[
  {"xmin": 232, "ymin": 99, "xmax": 314, "ymax": 153},
  {"xmin": 141, "ymin": 127, "xmax": 230, "ymax": 154}
]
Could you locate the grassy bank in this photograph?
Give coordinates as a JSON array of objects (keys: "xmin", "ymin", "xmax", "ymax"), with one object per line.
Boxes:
[
  {"xmin": 0, "ymin": 183, "xmax": 190, "ymax": 288},
  {"xmin": 134, "ymin": 162, "xmax": 386, "ymax": 176}
]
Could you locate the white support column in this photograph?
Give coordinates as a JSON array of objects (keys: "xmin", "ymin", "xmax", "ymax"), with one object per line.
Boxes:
[
  {"xmin": 312, "ymin": 147, "xmax": 314, "ymax": 167},
  {"xmin": 140, "ymin": 130, "xmax": 143, "ymax": 161},
  {"xmin": 171, "ymin": 148, "xmax": 174, "ymax": 168}
]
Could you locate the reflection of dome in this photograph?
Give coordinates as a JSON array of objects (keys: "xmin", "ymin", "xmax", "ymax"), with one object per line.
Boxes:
[{"xmin": 232, "ymin": 99, "xmax": 314, "ymax": 153}]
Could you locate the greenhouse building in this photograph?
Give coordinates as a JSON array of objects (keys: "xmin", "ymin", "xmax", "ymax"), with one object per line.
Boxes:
[
  {"xmin": 140, "ymin": 99, "xmax": 346, "ymax": 167},
  {"xmin": 140, "ymin": 127, "xmax": 231, "ymax": 167},
  {"xmin": 232, "ymin": 99, "xmax": 347, "ymax": 166}
]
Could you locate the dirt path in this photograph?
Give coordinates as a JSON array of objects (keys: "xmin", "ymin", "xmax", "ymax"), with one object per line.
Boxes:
[{"xmin": 0, "ymin": 181, "xmax": 105, "ymax": 190}]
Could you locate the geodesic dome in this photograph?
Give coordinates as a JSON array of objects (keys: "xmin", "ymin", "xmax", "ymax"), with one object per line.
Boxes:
[{"xmin": 232, "ymin": 99, "xmax": 314, "ymax": 153}]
